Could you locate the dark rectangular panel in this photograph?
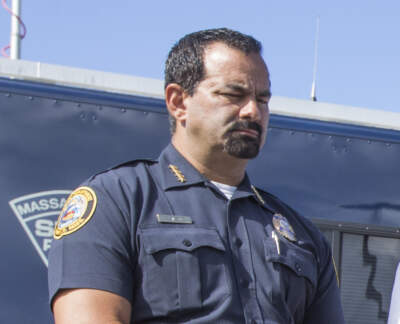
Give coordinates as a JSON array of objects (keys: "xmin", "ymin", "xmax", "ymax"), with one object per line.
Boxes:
[{"xmin": 340, "ymin": 233, "xmax": 400, "ymax": 324}]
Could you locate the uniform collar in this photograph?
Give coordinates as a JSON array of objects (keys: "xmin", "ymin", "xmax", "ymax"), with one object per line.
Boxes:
[
  {"xmin": 157, "ymin": 144, "xmax": 276, "ymax": 212},
  {"xmin": 233, "ymin": 176, "xmax": 276, "ymax": 213},
  {"xmin": 157, "ymin": 144, "xmax": 207, "ymax": 190},
  {"xmin": 158, "ymin": 144, "xmax": 255, "ymax": 193}
]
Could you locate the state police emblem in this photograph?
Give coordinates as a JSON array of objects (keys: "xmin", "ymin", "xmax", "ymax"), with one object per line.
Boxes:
[
  {"xmin": 54, "ymin": 186, "xmax": 97, "ymax": 239},
  {"xmin": 272, "ymin": 213, "xmax": 297, "ymax": 242},
  {"xmin": 9, "ymin": 190, "xmax": 71, "ymax": 266}
]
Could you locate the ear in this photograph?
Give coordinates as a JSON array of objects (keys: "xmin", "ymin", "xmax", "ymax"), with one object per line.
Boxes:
[{"xmin": 165, "ymin": 83, "xmax": 187, "ymax": 126}]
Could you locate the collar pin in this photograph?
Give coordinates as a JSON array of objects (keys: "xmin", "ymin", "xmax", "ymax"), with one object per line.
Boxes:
[
  {"xmin": 251, "ymin": 185, "xmax": 265, "ymax": 205},
  {"xmin": 168, "ymin": 164, "xmax": 186, "ymax": 183}
]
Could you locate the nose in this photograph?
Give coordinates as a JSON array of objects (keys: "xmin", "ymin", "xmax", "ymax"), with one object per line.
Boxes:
[{"xmin": 239, "ymin": 98, "xmax": 265, "ymax": 121}]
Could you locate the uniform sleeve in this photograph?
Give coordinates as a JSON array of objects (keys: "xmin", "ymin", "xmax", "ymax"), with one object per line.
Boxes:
[
  {"xmin": 48, "ymin": 174, "xmax": 136, "ymax": 306},
  {"xmin": 303, "ymin": 234, "xmax": 345, "ymax": 324}
]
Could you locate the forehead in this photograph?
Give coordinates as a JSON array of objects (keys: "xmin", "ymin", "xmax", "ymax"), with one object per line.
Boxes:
[{"xmin": 202, "ymin": 42, "xmax": 270, "ymax": 87}]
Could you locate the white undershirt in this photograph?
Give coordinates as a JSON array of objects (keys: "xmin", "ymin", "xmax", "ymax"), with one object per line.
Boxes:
[{"xmin": 211, "ymin": 181, "xmax": 237, "ymax": 200}]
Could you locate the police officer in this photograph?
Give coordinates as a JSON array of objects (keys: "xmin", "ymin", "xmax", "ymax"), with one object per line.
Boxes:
[{"xmin": 48, "ymin": 28, "xmax": 345, "ymax": 323}]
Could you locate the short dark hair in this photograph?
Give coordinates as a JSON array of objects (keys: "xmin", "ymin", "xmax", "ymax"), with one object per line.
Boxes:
[{"xmin": 165, "ymin": 28, "xmax": 263, "ymax": 133}]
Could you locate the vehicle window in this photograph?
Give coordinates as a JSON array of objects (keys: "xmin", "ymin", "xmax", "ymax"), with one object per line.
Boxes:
[{"xmin": 318, "ymin": 224, "xmax": 400, "ymax": 324}]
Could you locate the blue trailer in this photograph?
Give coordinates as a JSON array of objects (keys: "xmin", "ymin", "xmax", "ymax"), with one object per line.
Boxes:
[{"xmin": 1, "ymin": 58, "xmax": 399, "ymax": 323}]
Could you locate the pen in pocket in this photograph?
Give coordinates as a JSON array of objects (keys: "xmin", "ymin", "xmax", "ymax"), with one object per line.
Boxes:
[{"xmin": 272, "ymin": 230, "xmax": 281, "ymax": 255}]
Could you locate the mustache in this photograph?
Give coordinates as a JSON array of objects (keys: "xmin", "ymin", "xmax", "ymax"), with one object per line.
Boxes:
[{"xmin": 227, "ymin": 120, "xmax": 263, "ymax": 136}]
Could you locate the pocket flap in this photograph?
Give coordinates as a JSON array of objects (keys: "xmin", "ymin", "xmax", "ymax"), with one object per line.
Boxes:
[
  {"xmin": 141, "ymin": 227, "xmax": 226, "ymax": 254},
  {"xmin": 265, "ymin": 237, "xmax": 317, "ymax": 286}
]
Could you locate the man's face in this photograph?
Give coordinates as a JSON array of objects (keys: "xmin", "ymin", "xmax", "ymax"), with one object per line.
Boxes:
[{"xmin": 181, "ymin": 42, "xmax": 271, "ymax": 159}]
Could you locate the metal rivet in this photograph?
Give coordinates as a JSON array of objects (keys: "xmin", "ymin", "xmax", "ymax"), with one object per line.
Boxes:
[
  {"xmin": 182, "ymin": 239, "xmax": 192, "ymax": 247},
  {"xmin": 295, "ymin": 263, "xmax": 302, "ymax": 272}
]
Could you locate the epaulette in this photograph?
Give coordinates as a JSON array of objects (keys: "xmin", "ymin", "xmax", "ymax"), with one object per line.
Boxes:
[
  {"xmin": 252, "ymin": 186, "xmax": 285, "ymax": 211},
  {"xmin": 88, "ymin": 158, "xmax": 157, "ymax": 181},
  {"xmin": 106, "ymin": 158, "xmax": 157, "ymax": 171}
]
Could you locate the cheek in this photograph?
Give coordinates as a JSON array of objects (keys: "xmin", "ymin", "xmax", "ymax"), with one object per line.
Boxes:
[
  {"xmin": 260, "ymin": 109, "xmax": 270, "ymax": 142},
  {"xmin": 261, "ymin": 107, "xmax": 270, "ymax": 128},
  {"xmin": 264, "ymin": 111, "xmax": 270, "ymax": 127}
]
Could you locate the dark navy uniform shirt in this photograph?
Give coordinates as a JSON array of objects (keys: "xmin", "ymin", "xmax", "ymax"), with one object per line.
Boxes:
[{"xmin": 48, "ymin": 144, "xmax": 345, "ymax": 324}]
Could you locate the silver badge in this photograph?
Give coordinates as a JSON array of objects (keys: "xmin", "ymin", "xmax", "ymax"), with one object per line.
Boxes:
[{"xmin": 272, "ymin": 213, "xmax": 296, "ymax": 242}]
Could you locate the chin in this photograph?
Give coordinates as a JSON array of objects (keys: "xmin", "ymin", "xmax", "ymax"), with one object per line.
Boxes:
[{"xmin": 224, "ymin": 138, "xmax": 260, "ymax": 159}]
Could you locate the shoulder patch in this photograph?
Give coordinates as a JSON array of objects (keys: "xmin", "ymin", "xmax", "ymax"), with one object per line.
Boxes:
[{"xmin": 53, "ymin": 186, "xmax": 97, "ymax": 239}]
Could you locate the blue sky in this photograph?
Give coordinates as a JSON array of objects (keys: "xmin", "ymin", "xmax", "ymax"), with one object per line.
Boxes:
[{"xmin": 1, "ymin": 1, "xmax": 399, "ymax": 112}]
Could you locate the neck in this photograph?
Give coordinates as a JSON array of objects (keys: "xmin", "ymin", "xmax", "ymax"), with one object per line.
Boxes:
[{"xmin": 171, "ymin": 137, "xmax": 248, "ymax": 186}]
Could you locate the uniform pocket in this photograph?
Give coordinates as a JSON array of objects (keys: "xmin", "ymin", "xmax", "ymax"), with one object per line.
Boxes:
[
  {"xmin": 264, "ymin": 236, "xmax": 317, "ymax": 287},
  {"xmin": 140, "ymin": 226, "xmax": 229, "ymax": 316}
]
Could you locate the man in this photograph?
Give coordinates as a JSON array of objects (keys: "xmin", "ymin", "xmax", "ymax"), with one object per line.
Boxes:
[{"xmin": 48, "ymin": 28, "xmax": 345, "ymax": 323}]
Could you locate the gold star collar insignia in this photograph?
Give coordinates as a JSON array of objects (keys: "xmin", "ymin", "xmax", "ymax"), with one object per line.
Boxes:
[
  {"xmin": 251, "ymin": 185, "xmax": 265, "ymax": 205},
  {"xmin": 168, "ymin": 164, "xmax": 186, "ymax": 183}
]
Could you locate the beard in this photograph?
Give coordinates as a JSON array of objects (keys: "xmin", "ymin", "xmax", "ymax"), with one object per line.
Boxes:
[{"xmin": 223, "ymin": 120, "xmax": 263, "ymax": 159}]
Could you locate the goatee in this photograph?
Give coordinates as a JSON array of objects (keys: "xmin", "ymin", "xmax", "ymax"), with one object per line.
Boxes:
[{"xmin": 223, "ymin": 120, "xmax": 263, "ymax": 159}]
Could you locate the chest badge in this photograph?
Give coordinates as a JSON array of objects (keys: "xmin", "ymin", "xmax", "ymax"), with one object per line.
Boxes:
[
  {"xmin": 272, "ymin": 213, "xmax": 296, "ymax": 242},
  {"xmin": 168, "ymin": 164, "xmax": 186, "ymax": 183}
]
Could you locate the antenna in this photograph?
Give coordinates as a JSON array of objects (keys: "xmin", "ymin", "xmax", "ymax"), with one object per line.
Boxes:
[
  {"xmin": 1, "ymin": 0, "xmax": 26, "ymax": 59},
  {"xmin": 310, "ymin": 16, "xmax": 320, "ymax": 102},
  {"xmin": 10, "ymin": 0, "xmax": 21, "ymax": 59}
]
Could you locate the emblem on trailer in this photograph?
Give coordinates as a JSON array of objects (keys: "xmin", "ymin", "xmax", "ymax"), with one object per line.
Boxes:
[
  {"xmin": 9, "ymin": 190, "xmax": 71, "ymax": 267},
  {"xmin": 54, "ymin": 186, "xmax": 97, "ymax": 239}
]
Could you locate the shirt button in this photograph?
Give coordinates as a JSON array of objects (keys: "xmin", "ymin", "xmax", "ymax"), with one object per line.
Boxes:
[
  {"xmin": 295, "ymin": 263, "xmax": 302, "ymax": 272},
  {"xmin": 235, "ymin": 238, "xmax": 243, "ymax": 247},
  {"xmin": 182, "ymin": 239, "xmax": 192, "ymax": 247},
  {"xmin": 239, "ymin": 278, "xmax": 249, "ymax": 288}
]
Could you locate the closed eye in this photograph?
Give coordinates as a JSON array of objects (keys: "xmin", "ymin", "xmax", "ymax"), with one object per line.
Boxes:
[
  {"xmin": 257, "ymin": 97, "xmax": 270, "ymax": 104},
  {"xmin": 221, "ymin": 92, "xmax": 242, "ymax": 97}
]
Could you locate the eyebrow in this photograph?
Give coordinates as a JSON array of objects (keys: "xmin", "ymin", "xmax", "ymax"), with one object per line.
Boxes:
[{"xmin": 225, "ymin": 84, "xmax": 272, "ymax": 98}]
